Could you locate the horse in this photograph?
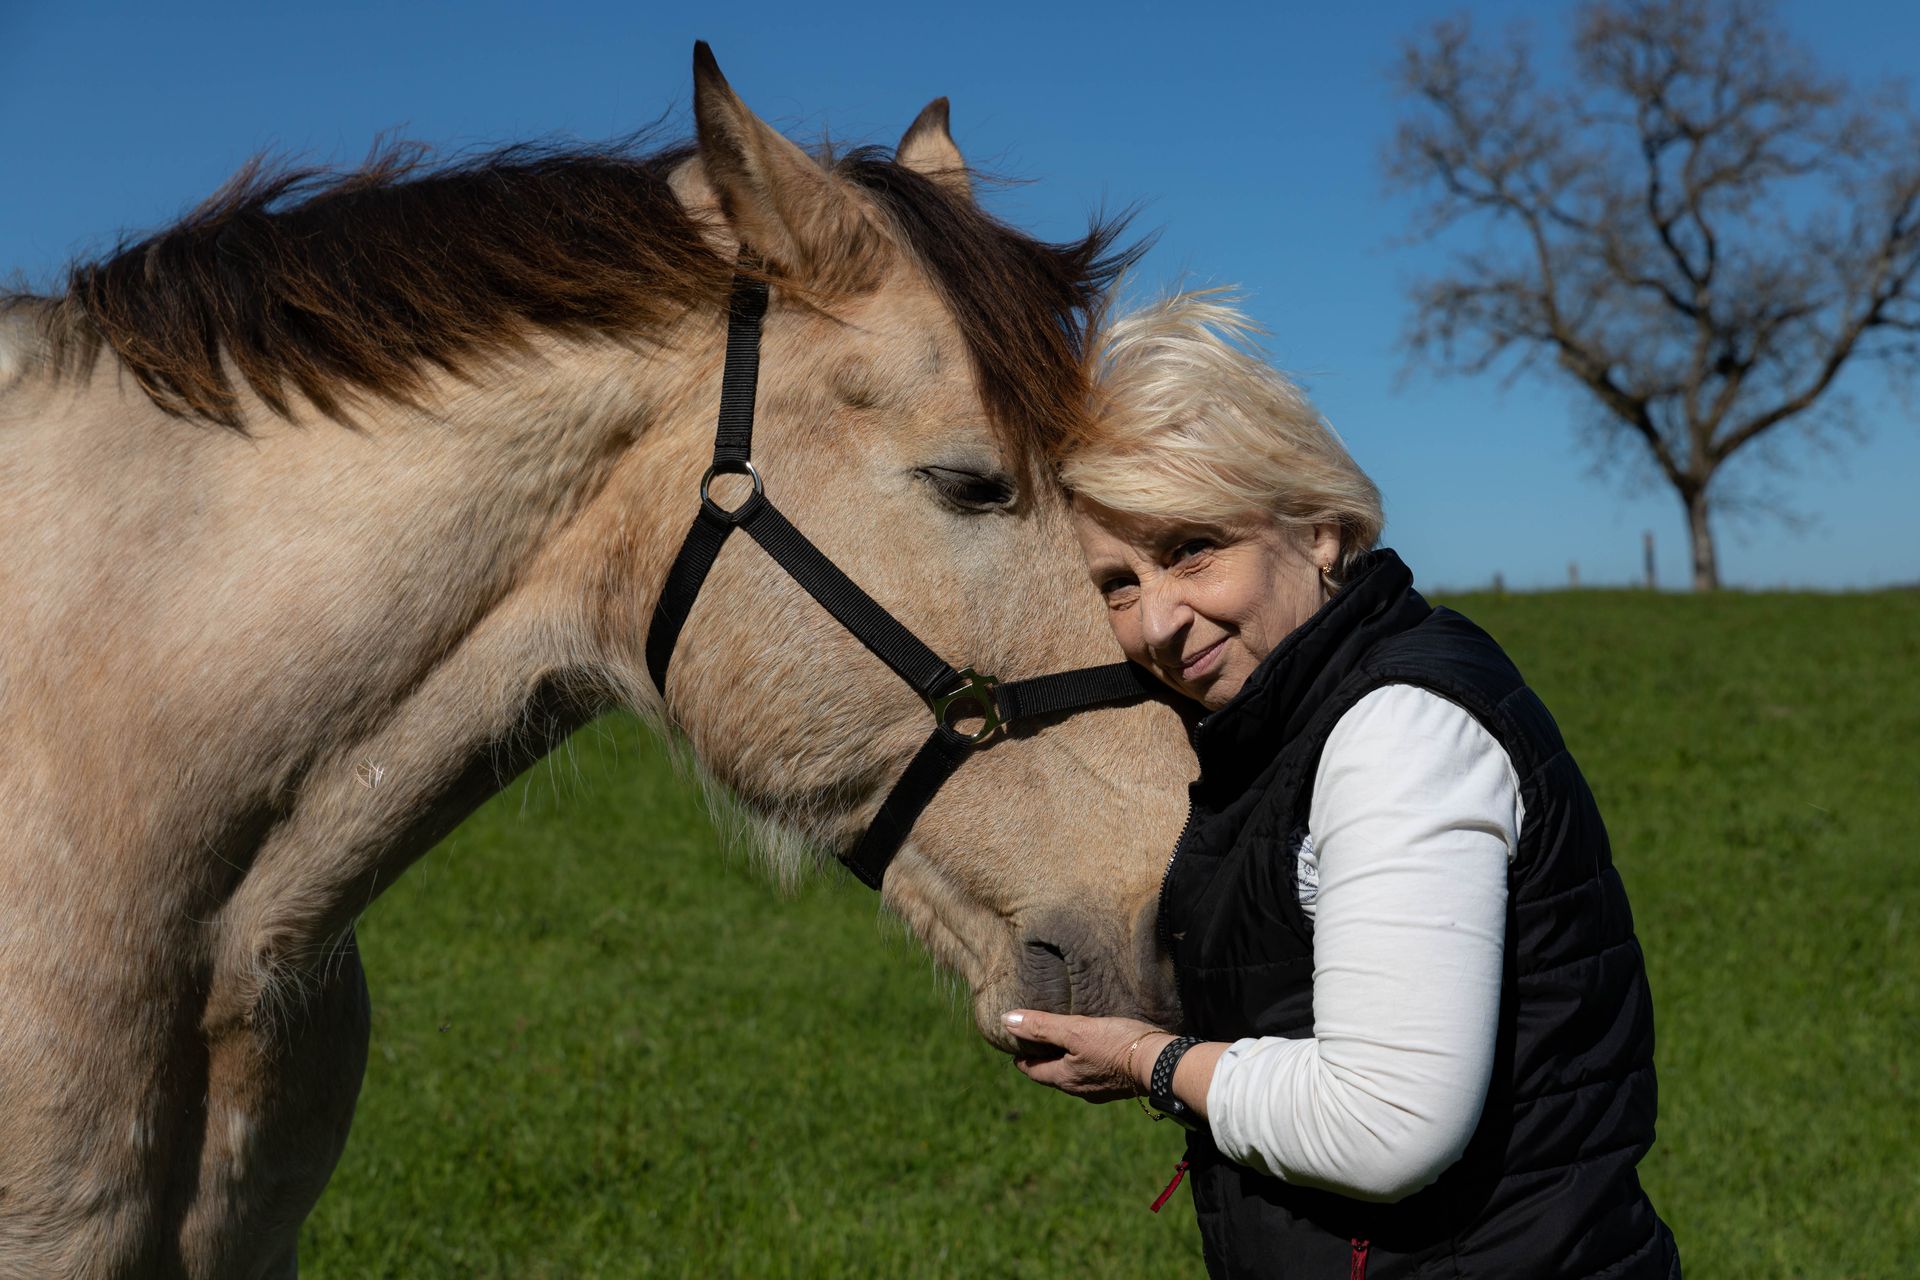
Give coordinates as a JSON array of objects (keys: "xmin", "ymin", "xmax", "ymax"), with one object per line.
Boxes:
[{"xmin": 0, "ymin": 46, "xmax": 1195, "ymax": 1278}]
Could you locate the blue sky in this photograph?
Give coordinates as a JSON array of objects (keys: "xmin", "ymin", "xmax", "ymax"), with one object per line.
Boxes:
[{"xmin": 4, "ymin": 1, "xmax": 1914, "ymax": 590}]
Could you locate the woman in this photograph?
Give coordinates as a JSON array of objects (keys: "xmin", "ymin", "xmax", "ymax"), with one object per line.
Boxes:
[{"xmin": 1006, "ymin": 294, "xmax": 1679, "ymax": 1278}]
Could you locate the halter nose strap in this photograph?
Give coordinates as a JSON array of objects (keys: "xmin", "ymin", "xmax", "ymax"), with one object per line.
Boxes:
[{"xmin": 645, "ymin": 267, "xmax": 1156, "ymax": 891}]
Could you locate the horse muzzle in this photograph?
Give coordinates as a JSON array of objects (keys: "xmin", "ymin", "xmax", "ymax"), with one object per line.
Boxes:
[{"xmin": 1001, "ymin": 901, "xmax": 1181, "ymax": 1034}]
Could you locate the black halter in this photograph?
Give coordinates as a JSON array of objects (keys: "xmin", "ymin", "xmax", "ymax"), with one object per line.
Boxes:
[{"xmin": 645, "ymin": 269, "xmax": 1156, "ymax": 891}]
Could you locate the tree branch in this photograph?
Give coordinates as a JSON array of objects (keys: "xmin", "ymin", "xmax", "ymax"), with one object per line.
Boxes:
[{"xmin": 1388, "ymin": 0, "xmax": 1920, "ymax": 588}]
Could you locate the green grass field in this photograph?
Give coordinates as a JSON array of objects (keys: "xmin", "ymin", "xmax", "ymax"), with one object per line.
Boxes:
[{"xmin": 300, "ymin": 591, "xmax": 1920, "ymax": 1279}]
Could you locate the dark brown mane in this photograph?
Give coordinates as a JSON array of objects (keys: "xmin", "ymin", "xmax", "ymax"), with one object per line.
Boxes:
[
  {"xmin": 832, "ymin": 147, "xmax": 1139, "ymax": 458},
  {"xmin": 42, "ymin": 134, "xmax": 1138, "ymax": 454},
  {"xmin": 47, "ymin": 139, "xmax": 730, "ymax": 428}
]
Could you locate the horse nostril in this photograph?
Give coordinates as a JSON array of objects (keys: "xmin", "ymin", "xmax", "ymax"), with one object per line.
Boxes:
[{"xmin": 1019, "ymin": 937, "xmax": 1075, "ymax": 1015}]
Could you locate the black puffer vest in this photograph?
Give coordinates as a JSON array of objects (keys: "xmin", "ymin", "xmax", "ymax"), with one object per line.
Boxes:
[{"xmin": 1163, "ymin": 550, "xmax": 1678, "ymax": 1279}]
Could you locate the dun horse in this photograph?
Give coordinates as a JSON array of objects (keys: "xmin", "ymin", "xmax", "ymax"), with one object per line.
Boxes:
[{"xmin": 0, "ymin": 48, "xmax": 1193, "ymax": 1277}]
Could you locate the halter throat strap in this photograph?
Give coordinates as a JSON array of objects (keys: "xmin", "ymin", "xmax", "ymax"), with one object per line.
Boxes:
[{"xmin": 645, "ymin": 269, "xmax": 1155, "ymax": 891}]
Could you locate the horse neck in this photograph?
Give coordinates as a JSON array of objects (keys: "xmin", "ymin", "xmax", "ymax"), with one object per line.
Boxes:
[{"xmin": 2, "ymin": 330, "xmax": 709, "ymax": 907}]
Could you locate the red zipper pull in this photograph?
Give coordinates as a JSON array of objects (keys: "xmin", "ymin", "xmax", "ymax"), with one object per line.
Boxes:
[
  {"xmin": 1349, "ymin": 1237, "xmax": 1371, "ymax": 1279},
  {"xmin": 1149, "ymin": 1160, "xmax": 1190, "ymax": 1213}
]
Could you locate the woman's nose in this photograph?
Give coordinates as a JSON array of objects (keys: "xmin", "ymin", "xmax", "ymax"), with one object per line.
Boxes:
[{"xmin": 1139, "ymin": 579, "xmax": 1190, "ymax": 651}]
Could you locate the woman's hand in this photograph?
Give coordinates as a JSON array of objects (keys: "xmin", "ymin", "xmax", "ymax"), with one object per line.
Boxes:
[{"xmin": 1003, "ymin": 1009, "xmax": 1174, "ymax": 1103}]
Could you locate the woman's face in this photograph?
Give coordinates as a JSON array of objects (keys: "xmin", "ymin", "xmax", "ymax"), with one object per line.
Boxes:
[{"xmin": 1073, "ymin": 500, "xmax": 1340, "ymax": 711}]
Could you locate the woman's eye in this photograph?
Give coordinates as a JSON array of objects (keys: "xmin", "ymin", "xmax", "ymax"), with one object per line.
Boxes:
[
  {"xmin": 1099, "ymin": 577, "xmax": 1139, "ymax": 606},
  {"xmin": 1171, "ymin": 539, "xmax": 1214, "ymax": 565},
  {"xmin": 917, "ymin": 466, "xmax": 1016, "ymax": 511}
]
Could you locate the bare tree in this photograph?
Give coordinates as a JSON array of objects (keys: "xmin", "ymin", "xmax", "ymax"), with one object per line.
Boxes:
[{"xmin": 1388, "ymin": 0, "xmax": 1920, "ymax": 589}]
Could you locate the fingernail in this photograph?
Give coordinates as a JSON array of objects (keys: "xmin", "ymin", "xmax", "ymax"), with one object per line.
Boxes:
[{"xmin": 1003, "ymin": 1011, "xmax": 1025, "ymax": 1027}]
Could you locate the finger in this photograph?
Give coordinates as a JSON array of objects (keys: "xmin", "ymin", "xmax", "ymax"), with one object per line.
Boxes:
[
  {"xmin": 1016, "ymin": 1055, "xmax": 1070, "ymax": 1089},
  {"xmin": 1003, "ymin": 1009, "xmax": 1061, "ymax": 1045}
]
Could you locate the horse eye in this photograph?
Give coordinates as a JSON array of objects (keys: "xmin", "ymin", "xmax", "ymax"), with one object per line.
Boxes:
[{"xmin": 917, "ymin": 466, "xmax": 1016, "ymax": 511}]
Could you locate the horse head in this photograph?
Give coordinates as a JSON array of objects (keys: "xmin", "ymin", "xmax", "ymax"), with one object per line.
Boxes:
[{"xmin": 613, "ymin": 48, "xmax": 1192, "ymax": 1043}]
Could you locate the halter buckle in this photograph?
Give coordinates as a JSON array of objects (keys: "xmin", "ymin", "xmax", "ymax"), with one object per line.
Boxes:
[
  {"xmin": 931, "ymin": 667, "xmax": 1004, "ymax": 745},
  {"xmin": 700, "ymin": 460, "xmax": 764, "ymax": 522}
]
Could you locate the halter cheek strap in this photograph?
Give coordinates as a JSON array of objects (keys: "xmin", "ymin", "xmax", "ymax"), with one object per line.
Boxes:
[{"xmin": 645, "ymin": 268, "xmax": 1156, "ymax": 891}]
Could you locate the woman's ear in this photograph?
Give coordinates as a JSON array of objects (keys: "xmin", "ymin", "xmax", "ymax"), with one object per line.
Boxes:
[
  {"xmin": 679, "ymin": 42, "xmax": 881, "ymax": 286},
  {"xmin": 1310, "ymin": 522, "xmax": 1343, "ymax": 571}
]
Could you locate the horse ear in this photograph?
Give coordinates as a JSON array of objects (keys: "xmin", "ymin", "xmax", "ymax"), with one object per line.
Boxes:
[
  {"xmin": 689, "ymin": 42, "xmax": 875, "ymax": 283},
  {"xmin": 897, "ymin": 98, "xmax": 971, "ymax": 200}
]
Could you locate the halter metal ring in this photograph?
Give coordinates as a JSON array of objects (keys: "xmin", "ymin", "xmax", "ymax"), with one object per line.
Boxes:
[
  {"xmin": 700, "ymin": 460, "xmax": 764, "ymax": 521},
  {"xmin": 931, "ymin": 667, "xmax": 1004, "ymax": 745}
]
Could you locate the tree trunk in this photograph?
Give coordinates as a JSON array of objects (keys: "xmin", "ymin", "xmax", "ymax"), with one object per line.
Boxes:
[{"xmin": 1682, "ymin": 484, "xmax": 1719, "ymax": 591}]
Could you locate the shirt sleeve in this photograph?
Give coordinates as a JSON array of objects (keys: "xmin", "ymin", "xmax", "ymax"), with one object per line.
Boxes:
[{"xmin": 1203, "ymin": 684, "xmax": 1520, "ymax": 1202}]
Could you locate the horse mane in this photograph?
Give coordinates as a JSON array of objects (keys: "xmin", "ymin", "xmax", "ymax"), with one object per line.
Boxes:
[{"xmin": 33, "ymin": 134, "xmax": 1139, "ymax": 457}]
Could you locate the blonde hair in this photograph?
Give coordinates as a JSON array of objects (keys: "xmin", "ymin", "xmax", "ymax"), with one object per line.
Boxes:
[{"xmin": 1062, "ymin": 291, "xmax": 1383, "ymax": 583}]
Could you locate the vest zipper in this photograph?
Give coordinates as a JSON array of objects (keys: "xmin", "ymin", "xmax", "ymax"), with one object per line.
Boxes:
[
  {"xmin": 1148, "ymin": 1158, "xmax": 1190, "ymax": 1212},
  {"xmin": 1348, "ymin": 1237, "xmax": 1370, "ymax": 1279},
  {"xmin": 1156, "ymin": 797, "xmax": 1195, "ymax": 955},
  {"xmin": 1156, "ymin": 718, "xmax": 1205, "ymax": 988}
]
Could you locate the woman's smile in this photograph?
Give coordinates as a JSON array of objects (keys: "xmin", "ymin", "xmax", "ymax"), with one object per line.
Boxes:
[{"xmin": 1179, "ymin": 636, "xmax": 1228, "ymax": 681}]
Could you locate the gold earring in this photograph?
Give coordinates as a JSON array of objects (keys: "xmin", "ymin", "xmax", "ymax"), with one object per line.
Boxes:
[{"xmin": 1320, "ymin": 562, "xmax": 1337, "ymax": 590}]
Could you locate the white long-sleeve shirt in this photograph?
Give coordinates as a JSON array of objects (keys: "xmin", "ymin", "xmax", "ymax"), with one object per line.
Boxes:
[{"xmin": 1203, "ymin": 684, "xmax": 1522, "ymax": 1203}]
